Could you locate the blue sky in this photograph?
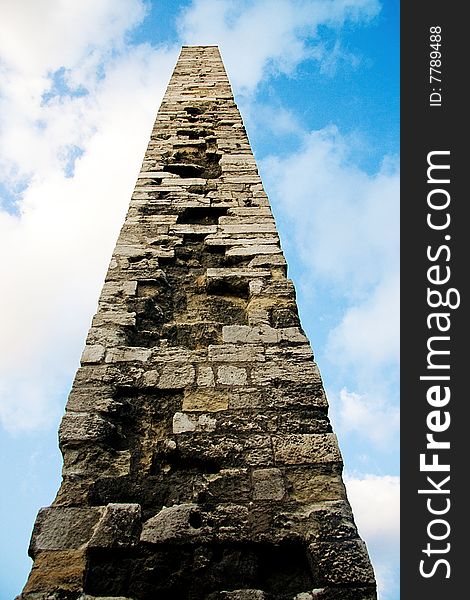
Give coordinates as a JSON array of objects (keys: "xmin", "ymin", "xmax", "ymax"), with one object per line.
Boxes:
[{"xmin": 0, "ymin": 1, "xmax": 399, "ymax": 598}]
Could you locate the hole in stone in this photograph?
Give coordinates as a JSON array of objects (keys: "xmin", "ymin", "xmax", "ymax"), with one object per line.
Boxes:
[
  {"xmin": 164, "ymin": 163, "xmax": 203, "ymax": 178},
  {"xmin": 163, "ymin": 142, "xmax": 222, "ymax": 179},
  {"xmin": 207, "ymin": 278, "xmax": 250, "ymax": 300},
  {"xmin": 184, "ymin": 106, "xmax": 202, "ymax": 115},
  {"xmin": 177, "ymin": 207, "xmax": 227, "ymax": 225},
  {"xmin": 189, "ymin": 511, "xmax": 202, "ymax": 529}
]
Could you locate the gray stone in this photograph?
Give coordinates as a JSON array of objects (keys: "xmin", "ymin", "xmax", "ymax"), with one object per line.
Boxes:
[
  {"xmin": 197, "ymin": 365, "xmax": 215, "ymax": 386},
  {"xmin": 158, "ymin": 363, "xmax": 195, "ymax": 388},
  {"xmin": 90, "ymin": 503, "xmax": 141, "ymax": 548},
  {"xmin": 29, "ymin": 507, "xmax": 103, "ymax": 557},
  {"xmin": 252, "ymin": 468, "xmax": 285, "ymax": 501},
  {"xmin": 81, "ymin": 344, "xmax": 105, "ymax": 364},
  {"xmin": 105, "ymin": 347, "xmax": 151, "ymax": 363},
  {"xmin": 217, "ymin": 365, "xmax": 247, "ymax": 385},
  {"xmin": 59, "ymin": 412, "xmax": 115, "ymax": 446},
  {"xmin": 209, "ymin": 343, "xmax": 265, "ymax": 362},
  {"xmin": 308, "ymin": 540, "xmax": 376, "ymax": 585},
  {"xmin": 140, "ymin": 504, "xmax": 208, "ymax": 543},
  {"xmin": 273, "ymin": 434, "xmax": 342, "ymax": 465}
]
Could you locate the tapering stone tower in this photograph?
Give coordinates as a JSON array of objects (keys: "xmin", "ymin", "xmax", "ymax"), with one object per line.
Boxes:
[{"xmin": 21, "ymin": 46, "xmax": 376, "ymax": 600}]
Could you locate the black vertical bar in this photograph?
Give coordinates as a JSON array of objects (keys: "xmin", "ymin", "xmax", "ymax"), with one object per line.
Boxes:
[{"xmin": 401, "ymin": 3, "xmax": 466, "ymax": 599}]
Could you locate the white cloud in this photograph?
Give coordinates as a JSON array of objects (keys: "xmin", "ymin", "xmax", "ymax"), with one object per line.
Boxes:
[
  {"xmin": 333, "ymin": 387, "xmax": 399, "ymax": 447},
  {"xmin": 327, "ymin": 271, "xmax": 399, "ymax": 369},
  {"xmin": 0, "ymin": 0, "xmax": 149, "ymax": 188},
  {"xmin": 0, "ymin": 2, "xmax": 178, "ymax": 432},
  {"xmin": 0, "ymin": 0, "xmax": 147, "ymax": 75},
  {"xmin": 179, "ymin": 0, "xmax": 380, "ymax": 92},
  {"xmin": 345, "ymin": 474, "xmax": 400, "ymax": 600},
  {"xmin": 262, "ymin": 126, "xmax": 399, "ymax": 292}
]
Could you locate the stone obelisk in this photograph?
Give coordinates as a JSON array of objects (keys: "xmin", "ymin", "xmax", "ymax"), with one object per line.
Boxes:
[{"xmin": 21, "ymin": 46, "xmax": 376, "ymax": 600}]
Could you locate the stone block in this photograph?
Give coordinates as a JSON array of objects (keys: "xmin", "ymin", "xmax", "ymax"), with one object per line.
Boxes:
[
  {"xmin": 22, "ymin": 549, "xmax": 87, "ymax": 594},
  {"xmin": 100, "ymin": 280, "xmax": 138, "ymax": 299},
  {"xmin": 92, "ymin": 310, "xmax": 136, "ymax": 327},
  {"xmin": 29, "ymin": 507, "xmax": 103, "ymax": 557},
  {"xmin": 182, "ymin": 388, "xmax": 229, "ymax": 412},
  {"xmin": 206, "ymin": 268, "xmax": 271, "ymax": 279},
  {"xmin": 205, "ymin": 235, "xmax": 279, "ymax": 247},
  {"xmin": 252, "ymin": 468, "xmax": 285, "ymax": 501},
  {"xmin": 308, "ymin": 540, "xmax": 376, "ymax": 585},
  {"xmin": 285, "ymin": 467, "xmax": 346, "ymax": 503},
  {"xmin": 176, "ymin": 433, "xmax": 272, "ymax": 467},
  {"xmin": 105, "ymin": 347, "xmax": 152, "ymax": 363},
  {"xmin": 170, "ymin": 223, "xmax": 218, "ymax": 234},
  {"xmin": 203, "ymin": 468, "xmax": 251, "ymax": 502},
  {"xmin": 158, "ymin": 364, "xmax": 195, "ymax": 388},
  {"xmin": 81, "ymin": 344, "xmax": 105, "ymax": 364},
  {"xmin": 218, "ymin": 590, "xmax": 266, "ymax": 599},
  {"xmin": 217, "ymin": 365, "xmax": 247, "ymax": 385},
  {"xmin": 247, "ymin": 308, "xmax": 270, "ymax": 326},
  {"xmin": 141, "ymin": 504, "xmax": 208, "ymax": 543},
  {"xmin": 273, "ymin": 434, "xmax": 342, "ymax": 466},
  {"xmin": 229, "ymin": 389, "xmax": 265, "ymax": 410},
  {"xmin": 251, "ymin": 361, "xmax": 322, "ymax": 386},
  {"xmin": 173, "ymin": 412, "xmax": 196, "ymax": 433},
  {"xmin": 172, "ymin": 412, "xmax": 217, "ymax": 434},
  {"xmin": 248, "ymin": 254, "xmax": 287, "ymax": 268},
  {"xmin": 197, "ymin": 365, "xmax": 215, "ymax": 386},
  {"xmin": 59, "ymin": 412, "xmax": 115, "ymax": 447},
  {"xmin": 226, "ymin": 245, "xmax": 281, "ymax": 257},
  {"xmin": 90, "ymin": 503, "xmax": 141, "ymax": 548},
  {"xmin": 227, "ymin": 207, "xmax": 272, "ymax": 217},
  {"xmin": 66, "ymin": 389, "xmax": 115, "ymax": 413},
  {"xmin": 222, "ymin": 324, "xmax": 279, "ymax": 344},
  {"xmin": 209, "ymin": 343, "xmax": 265, "ymax": 362},
  {"xmin": 265, "ymin": 344, "xmax": 313, "ymax": 361},
  {"xmin": 151, "ymin": 346, "xmax": 194, "ymax": 363},
  {"xmin": 141, "ymin": 369, "xmax": 159, "ymax": 386},
  {"xmin": 264, "ymin": 386, "xmax": 329, "ymax": 410},
  {"xmin": 279, "ymin": 327, "xmax": 309, "ymax": 344}
]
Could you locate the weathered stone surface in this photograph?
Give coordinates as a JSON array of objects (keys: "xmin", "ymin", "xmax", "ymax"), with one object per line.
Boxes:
[
  {"xmin": 59, "ymin": 412, "xmax": 115, "ymax": 447},
  {"xmin": 197, "ymin": 365, "xmax": 215, "ymax": 386},
  {"xmin": 29, "ymin": 507, "xmax": 103, "ymax": 556},
  {"xmin": 158, "ymin": 363, "xmax": 196, "ymax": 388},
  {"xmin": 217, "ymin": 364, "xmax": 247, "ymax": 385},
  {"xmin": 215, "ymin": 591, "xmax": 266, "ymax": 600},
  {"xmin": 308, "ymin": 540, "xmax": 376, "ymax": 585},
  {"xmin": 105, "ymin": 346, "xmax": 151, "ymax": 363},
  {"xmin": 81, "ymin": 344, "xmax": 106, "ymax": 364},
  {"xmin": 141, "ymin": 504, "xmax": 208, "ymax": 543},
  {"xmin": 273, "ymin": 434, "xmax": 342, "ymax": 465},
  {"xmin": 89, "ymin": 503, "xmax": 141, "ymax": 548},
  {"xmin": 209, "ymin": 343, "xmax": 265, "ymax": 362},
  {"xmin": 21, "ymin": 45, "xmax": 375, "ymax": 600},
  {"xmin": 22, "ymin": 549, "xmax": 87, "ymax": 594},
  {"xmin": 182, "ymin": 388, "xmax": 230, "ymax": 412},
  {"xmin": 285, "ymin": 467, "xmax": 347, "ymax": 503},
  {"xmin": 252, "ymin": 468, "xmax": 285, "ymax": 501}
]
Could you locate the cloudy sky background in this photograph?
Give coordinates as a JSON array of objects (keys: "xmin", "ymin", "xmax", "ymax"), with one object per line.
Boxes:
[{"xmin": 0, "ymin": 1, "xmax": 399, "ymax": 598}]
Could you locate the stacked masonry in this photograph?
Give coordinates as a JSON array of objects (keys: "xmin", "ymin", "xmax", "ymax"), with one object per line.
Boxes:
[{"xmin": 21, "ymin": 46, "xmax": 377, "ymax": 600}]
